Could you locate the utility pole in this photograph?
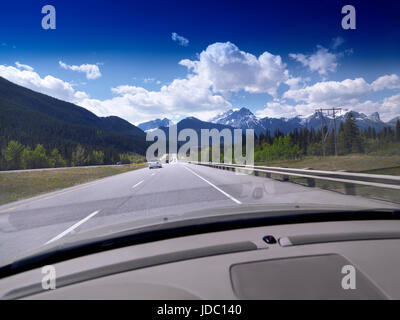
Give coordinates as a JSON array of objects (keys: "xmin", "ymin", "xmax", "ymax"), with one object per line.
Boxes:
[
  {"xmin": 315, "ymin": 107, "xmax": 342, "ymax": 157},
  {"xmin": 332, "ymin": 108, "xmax": 339, "ymax": 156}
]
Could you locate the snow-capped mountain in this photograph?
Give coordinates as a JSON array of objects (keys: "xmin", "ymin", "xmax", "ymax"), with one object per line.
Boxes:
[
  {"xmin": 210, "ymin": 108, "xmax": 388, "ymax": 134},
  {"xmin": 138, "ymin": 108, "xmax": 395, "ymax": 137},
  {"xmin": 210, "ymin": 107, "xmax": 272, "ymax": 135},
  {"xmin": 138, "ymin": 118, "xmax": 171, "ymax": 132},
  {"xmin": 368, "ymin": 112, "xmax": 381, "ymax": 122},
  {"xmin": 210, "ymin": 107, "xmax": 260, "ymax": 130},
  {"xmin": 301, "ymin": 110, "xmax": 385, "ymax": 132}
]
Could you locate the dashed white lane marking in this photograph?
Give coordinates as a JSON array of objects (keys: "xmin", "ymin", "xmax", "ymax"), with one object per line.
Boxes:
[
  {"xmin": 132, "ymin": 180, "xmax": 144, "ymax": 188},
  {"xmin": 183, "ymin": 166, "xmax": 242, "ymax": 204},
  {"xmin": 44, "ymin": 210, "xmax": 100, "ymax": 245}
]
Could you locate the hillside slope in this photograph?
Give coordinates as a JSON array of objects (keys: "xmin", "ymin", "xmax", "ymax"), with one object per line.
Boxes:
[{"xmin": 0, "ymin": 77, "xmax": 147, "ymax": 155}]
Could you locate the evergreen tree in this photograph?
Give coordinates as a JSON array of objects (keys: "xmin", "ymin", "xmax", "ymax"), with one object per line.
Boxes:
[
  {"xmin": 2, "ymin": 140, "xmax": 24, "ymax": 169},
  {"xmin": 341, "ymin": 112, "xmax": 363, "ymax": 154},
  {"xmin": 326, "ymin": 130, "xmax": 335, "ymax": 156}
]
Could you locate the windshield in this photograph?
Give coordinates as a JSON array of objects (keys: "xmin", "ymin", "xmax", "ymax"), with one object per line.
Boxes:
[{"xmin": 0, "ymin": 0, "xmax": 400, "ymax": 268}]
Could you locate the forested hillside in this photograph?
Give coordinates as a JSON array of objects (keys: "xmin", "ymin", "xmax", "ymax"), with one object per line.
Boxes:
[
  {"xmin": 0, "ymin": 77, "xmax": 148, "ymax": 170},
  {"xmin": 254, "ymin": 112, "xmax": 400, "ymax": 163}
]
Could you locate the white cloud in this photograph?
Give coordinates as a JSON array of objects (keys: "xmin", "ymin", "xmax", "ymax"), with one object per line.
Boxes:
[
  {"xmin": 289, "ymin": 46, "xmax": 339, "ymax": 76},
  {"xmin": 78, "ymin": 41, "xmax": 289, "ymax": 124},
  {"xmin": 0, "ymin": 64, "xmax": 88, "ymax": 103},
  {"xmin": 283, "ymin": 78, "xmax": 371, "ymax": 105},
  {"xmin": 371, "ymin": 74, "xmax": 400, "ymax": 91},
  {"xmin": 171, "ymin": 32, "xmax": 189, "ymax": 46},
  {"xmin": 256, "ymin": 98, "xmax": 400, "ymax": 122},
  {"xmin": 179, "ymin": 42, "xmax": 289, "ymax": 97},
  {"xmin": 284, "ymin": 76, "xmax": 310, "ymax": 90},
  {"xmin": 80, "ymin": 75, "xmax": 231, "ymax": 124},
  {"xmin": 280, "ymin": 76, "xmax": 400, "ymax": 119},
  {"xmin": 15, "ymin": 61, "xmax": 34, "ymax": 72},
  {"xmin": 59, "ymin": 61, "xmax": 101, "ymax": 80},
  {"xmin": 380, "ymin": 94, "xmax": 400, "ymax": 120},
  {"xmin": 256, "ymin": 101, "xmax": 298, "ymax": 118}
]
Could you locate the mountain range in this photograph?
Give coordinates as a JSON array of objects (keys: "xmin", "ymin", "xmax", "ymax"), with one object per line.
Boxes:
[
  {"xmin": 138, "ymin": 118, "xmax": 171, "ymax": 132},
  {"xmin": 139, "ymin": 107, "xmax": 398, "ymax": 136}
]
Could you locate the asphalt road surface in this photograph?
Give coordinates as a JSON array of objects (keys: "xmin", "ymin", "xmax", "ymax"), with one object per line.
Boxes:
[{"xmin": 0, "ymin": 162, "xmax": 396, "ymax": 265}]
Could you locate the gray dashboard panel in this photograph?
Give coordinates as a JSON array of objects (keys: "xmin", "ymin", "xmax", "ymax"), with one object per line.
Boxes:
[{"xmin": 230, "ymin": 254, "xmax": 387, "ymax": 299}]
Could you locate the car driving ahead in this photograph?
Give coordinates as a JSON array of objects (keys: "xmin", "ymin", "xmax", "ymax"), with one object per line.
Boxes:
[{"xmin": 149, "ymin": 161, "xmax": 162, "ymax": 169}]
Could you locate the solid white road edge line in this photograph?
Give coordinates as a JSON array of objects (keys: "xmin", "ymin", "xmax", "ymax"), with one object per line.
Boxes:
[
  {"xmin": 44, "ymin": 210, "xmax": 100, "ymax": 245},
  {"xmin": 183, "ymin": 166, "xmax": 242, "ymax": 204},
  {"xmin": 132, "ymin": 180, "xmax": 144, "ymax": 188}
]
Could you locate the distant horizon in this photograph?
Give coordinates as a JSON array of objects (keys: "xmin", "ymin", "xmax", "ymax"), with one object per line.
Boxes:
[{"xmin": 138, "ymin": 106, "xmax": 399, "ymax": 127}]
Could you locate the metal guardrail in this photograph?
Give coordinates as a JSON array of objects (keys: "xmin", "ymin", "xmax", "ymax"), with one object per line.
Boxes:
[{"xmin": 189, "ymin": 161, "xmax": 400, "ymax": 194}]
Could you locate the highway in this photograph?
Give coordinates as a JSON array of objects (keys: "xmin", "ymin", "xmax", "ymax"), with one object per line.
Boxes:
[{"xmin": 0, "ymin": 161, "xmax": 397, "ymax": 265}]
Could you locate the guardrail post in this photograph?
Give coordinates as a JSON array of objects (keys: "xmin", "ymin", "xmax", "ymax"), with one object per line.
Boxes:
[
  {"xmin": 282, "ymin": 174, "xmax": 289, "ymax": 182},
  {"xmin": 344, "ymin": 183, "xmax": 356, "ymax": 195},
  {"xmin": 266, "ymin": 172, "xmax": 271, "ymax": 178},
  {"xmin": 307, "ymin": 178, "xmax": 315, "ymax": 187}
]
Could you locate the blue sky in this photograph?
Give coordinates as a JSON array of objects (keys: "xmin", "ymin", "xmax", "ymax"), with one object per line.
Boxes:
[{"xmin": 0, "ymin": 0, "xmax": 399, "ymax": 123}]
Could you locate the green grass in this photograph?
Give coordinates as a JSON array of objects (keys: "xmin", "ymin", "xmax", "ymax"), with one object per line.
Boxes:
[
  {"xmin": 0, "ymin": 164, "xmax": 147, "ymax": 206},
  {"xmin": 256, "ymin": 154, "xmax": 400, "ymax": 173}
]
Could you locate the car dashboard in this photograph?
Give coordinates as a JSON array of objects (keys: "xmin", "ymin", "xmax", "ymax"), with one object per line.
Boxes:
[{"xmin": 1, "ymin": 219, "xmax": 400, "ymax": 299}]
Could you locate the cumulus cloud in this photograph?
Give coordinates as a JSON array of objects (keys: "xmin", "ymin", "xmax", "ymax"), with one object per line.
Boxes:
[
  {"xmin": 80, "ymin": 75, "xmax": 231, "ymax": 124},
  {"xmin": 257, "ymin": 93, "xmax": 400, "ymax": 122},
  {"xmin": 258, "ymin": 75, "xmax": 400, "ymax": 121},
  {"xmin": 59, "ymin": 61, "xmax": 101, "ymax": 80},
  {"xmin": 283, "ymin": 78, "xmax": 371, "ymax": 105},
  {"xmin": 371, "ymin": 74, "xmax": 400, "ymax": 91},
  {"xmin": 171, "ymin": 32, "xmax": 189, "ymax": 46},
  {"xmin": 179, "ymin": 42, "xmax": 289, "ymax": 97},
  {"xmin": 0, "ymin": 64, "xmax": 88, "ymax": 103},
  {"xmin": 256, "ymin": 101, "xmax": 299, "ymax": 118},
  {"xmin": 380, "ymin": 94, "xmax": 400, "ymax": 120},
  {"xmin": 284, "ymin": 76, "xmax": 310, "ymax": 90},
  {"xmin": 15, "ymin": 61, "xmax": 34, "ymax": 72},
  {"xmin": 289, "ymin": 46, "xmax": 339, "ymax": 76},
  {"xmin": 79, "ymin": 41, "xmax": 290, "ymax": 124}
]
